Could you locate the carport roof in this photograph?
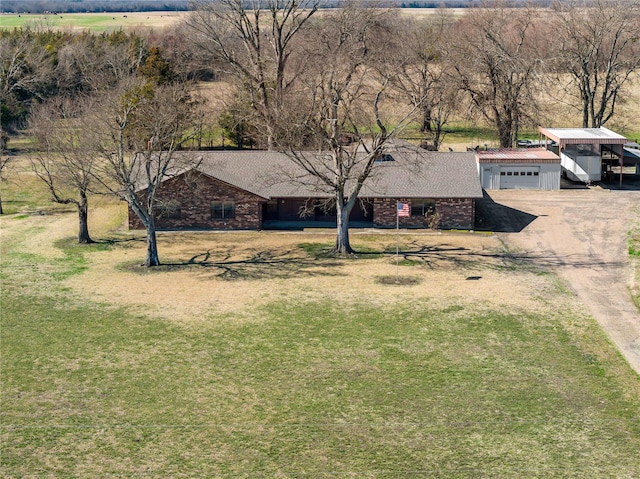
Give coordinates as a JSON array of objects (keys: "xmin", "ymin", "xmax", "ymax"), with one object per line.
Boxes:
[
  {"xmin": 538, "ymin": 126, "xmax": 627, "ymax": 145},
  {"xmin": 624, "ymin": 147, "xmax": 640, "ymax": 162},
  {"xmin": 476, "ymin": 148, "xmax": 560, "ymax": 163}
]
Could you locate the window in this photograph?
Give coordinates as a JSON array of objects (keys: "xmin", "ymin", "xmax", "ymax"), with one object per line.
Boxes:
[
  {"xmin": 411, "ymin": 200, "xmax": 436, "ymax": 217},
  {"xmin": 374, "ymin": 154, "xmax": 395, "ymax": 163},
  {"xmin": 211, "ymin": 201, "xmax": 235, "ymax": 219}
]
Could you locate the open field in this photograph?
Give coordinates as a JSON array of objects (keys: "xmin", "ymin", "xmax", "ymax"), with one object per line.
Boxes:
[
  {"xmin": 0, "ymin": 8, "xmax": 462, "ymax": 33},
  {"xmin": 0, "ymin": 11, "xmax": 185, "ymax": 32},
  {"xmin": 1, "ymin": 160, "xmax": 640, "ymax": 476}
]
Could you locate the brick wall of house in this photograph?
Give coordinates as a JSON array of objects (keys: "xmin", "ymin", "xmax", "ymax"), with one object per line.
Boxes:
[
  {"xmin": 128, "ymin": 172, "xmax": 265, "ymax": 230},
  {"xmin": 372, "ymin": 198, "xmax": 475, "ymax": 230},
  {"xmin": 435, "ymin": 198, "xmax": 475, "ymax": 229}
]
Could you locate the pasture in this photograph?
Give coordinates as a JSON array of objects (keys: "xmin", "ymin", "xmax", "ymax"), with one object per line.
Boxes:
[
  {"xmin": 1, "ymin": 159, "xmax": 639, "ymax": 477},
  {"xmin": 0, "ymin": 11, "xmax": 185, "ymax": 32},
  {"xmin": 0, "ymin": 8, "xmax": 455, "ymax": 33}
]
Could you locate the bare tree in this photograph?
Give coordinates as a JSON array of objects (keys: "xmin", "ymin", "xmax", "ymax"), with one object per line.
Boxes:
[
  {"xmin": 187, "ymin": 0, "xmax": 319, "ymax": 149},
  {"xmin": 55, "ymin": 31, "xmax": 148, "ymax": 94},
  {"xmin": 450, "ymin": 3, "xmax": 546, "ymax": 148},
  {"xmin": 92, "ymin": 80, "xmax": 198, "ymax": 267},
  {"xmin": 277, "ymin": 6, "xmax": 416, "ymax": 255},
  {"xmin": 552, "ymin": 0, "xmax": 640, "ymax": 128},
  {"xmin": 390, "ymin": 11, "xmax": 460, "ymax": 150},
  {"xmin": 0, "ymin": 31, "xmax": 54, "ymax": 135},
  {"xmin": 0, "ymin": 156, "xmax": 10, "ymax": 215},
  {"xmin": 0, "ymin": 32, "xmax": 53, "ymax": 102},
  {"xmin": 29, "ymin": 97, "xmax": 99, "ymax": 243}
]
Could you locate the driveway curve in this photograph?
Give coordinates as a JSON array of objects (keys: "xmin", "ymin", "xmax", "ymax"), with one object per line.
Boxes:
[{"xmin": 482, "ymin": 187, "xmax": 640, "ymax": 375}]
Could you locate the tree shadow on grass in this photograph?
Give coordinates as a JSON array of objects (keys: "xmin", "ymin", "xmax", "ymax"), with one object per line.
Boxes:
[
  {"xmin": 392, "ymin": 240, "xmax": 627, "ymax": 273},
  {"xmin": 390, "ymin": 243, "xmax": 517, "ymax": 271},
  {"xmin": 122, "ymin": 247, "xmax": 343, "ymax": 280}
]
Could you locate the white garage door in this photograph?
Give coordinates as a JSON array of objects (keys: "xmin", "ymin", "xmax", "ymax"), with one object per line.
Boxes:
[{"xmin": 499, "ymin": 166, "xmax": 540, "ymax": 189}]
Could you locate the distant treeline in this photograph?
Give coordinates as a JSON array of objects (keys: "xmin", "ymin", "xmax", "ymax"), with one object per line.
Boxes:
[
  {"xmin": 400, "ymin": 0, "xmax": 551, "ymax": 6},
  {"xmin": 1, "ymin": 0, "xmax": 555, "ymax": 14},
  {"xmin": 0, "ymin": 1, "xmax": 191, "ymax": 14}
]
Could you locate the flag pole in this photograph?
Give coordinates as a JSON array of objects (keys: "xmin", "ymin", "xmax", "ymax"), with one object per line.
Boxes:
[{"xmin": 396, "ymin": 201, "xmax": 399, "ymax": 282}]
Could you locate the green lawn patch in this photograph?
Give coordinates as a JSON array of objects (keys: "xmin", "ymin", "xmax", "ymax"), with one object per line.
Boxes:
[
  {"xmin": 374, "ymin": 274, "xmax": 422, "ymax": 285},
  {"xmin": 299, "ymin": 241, "xmax": 383, "ymax": 258},
  {"xmin": 2, "ymin": 269, "xmax": 640, "ymax": 476},
  {"xmin": 51, "ymin": 237, "xmax": 114, "ymax": 279},
  {"xmin": 629, "ymin": 224, "xmax": 640, "ymax": 309},
  {"xmin": 2, "ymin": 211, "xmax": 640, "ymax": 477},
  {"xmin": 629, "ymin": 236, "xmax": 640, "ymax": 257},
  {"xmin": 0, "ymin": 13, "xmax": 154, "ymax": 32}
]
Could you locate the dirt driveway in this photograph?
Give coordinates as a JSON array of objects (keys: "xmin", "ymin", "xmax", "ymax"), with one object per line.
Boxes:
[{"xmin": 478, "ymin": 183, "xmax": 640, "ymax": 375}]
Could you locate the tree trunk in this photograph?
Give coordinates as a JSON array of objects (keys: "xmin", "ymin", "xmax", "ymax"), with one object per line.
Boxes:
[
  {"xmin": 420, "ymin": 107, "xmax": 432, "ymax": 133},
  {"xmin": 498, "ymin": 123, "xmax": 512, "ymax": 148},
  {"xmin": 581, "ymin": 83, "xmax": 591, "ymax": 128},
  {"xmin": 334, "ymin": 201, "xmax": 353, "ymax": 256},
  {"xmin": 77, "ymin": 192, "xmax": 92, "ymax": 244},
  {"xmin": 432, "ymin": 119, "xmax": 444, "ymax": 151},
  {"xmin": 146, "ymin": 223, "xmax": 161, "ymax": 267},
  {"xmin": 0, "ymin": 127, "xmax": 7, "ymax": 153},
  {"xmin": 0, "ymin": 194, "xmax": 3, "ymax": 215}
]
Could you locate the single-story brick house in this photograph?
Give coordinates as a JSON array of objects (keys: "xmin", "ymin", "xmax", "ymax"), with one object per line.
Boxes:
[{"xmin": 128, "ymin": 142, "xmax": 483, "ymax": 231}]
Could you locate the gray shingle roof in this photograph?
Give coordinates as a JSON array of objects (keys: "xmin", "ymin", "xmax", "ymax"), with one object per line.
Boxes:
[{"xmin": 160, "ymin": 143, "xmax": 483, "ymax": 200}]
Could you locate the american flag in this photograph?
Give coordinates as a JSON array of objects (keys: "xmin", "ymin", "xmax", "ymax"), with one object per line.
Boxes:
[{"xmin": 397, "ymin": 201, "xmax": 410, "ymax": 217}]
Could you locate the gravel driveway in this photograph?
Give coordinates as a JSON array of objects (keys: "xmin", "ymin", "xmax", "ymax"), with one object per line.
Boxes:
[{"xmin": 478, "ymin": 182, "xmax": 640, "ymax": 375}]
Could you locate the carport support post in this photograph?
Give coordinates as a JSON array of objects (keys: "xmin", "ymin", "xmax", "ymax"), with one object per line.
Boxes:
[{"xmin": 620, "ymin": 144, "xmax": 623, "ymax": 187}]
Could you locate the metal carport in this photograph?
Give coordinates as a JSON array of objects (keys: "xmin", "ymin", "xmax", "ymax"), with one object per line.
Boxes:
[{"xmin": 538, "ymin": 127, "xmax": 628, "ymax": 185}]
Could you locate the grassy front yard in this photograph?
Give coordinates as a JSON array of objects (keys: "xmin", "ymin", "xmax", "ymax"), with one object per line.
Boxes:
[{"xmin": 1, "ymin": 204, "xmax": 639, "ymax": 477}]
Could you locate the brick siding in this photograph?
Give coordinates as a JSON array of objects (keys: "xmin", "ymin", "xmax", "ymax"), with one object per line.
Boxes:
[
  {"xmin": 128, "ymin": 171, "xmax": 476, "ymax": 231},
  {"xmin": 435, "ymin": 198, "xmax": 475, "ymax": 229},
  {"xmin": 128, "ymin": 172, "xmax": 265, "ymax": 230},
  {"xmin": 373, "ymin": 198, "xmax": 475, "ymax": 230}
]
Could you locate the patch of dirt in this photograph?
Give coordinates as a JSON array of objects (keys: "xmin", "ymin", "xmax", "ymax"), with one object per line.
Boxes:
[
  {"xmin": 3, "ymin": 199, "xmax": 597, "ymax": 345},
  {"xmin": 55, "ymin": 219, "xmax": 557, "ymax": 324},
  {"xmin": 375, "ymin": 275, "xmax": 423, "ymax": 285}
]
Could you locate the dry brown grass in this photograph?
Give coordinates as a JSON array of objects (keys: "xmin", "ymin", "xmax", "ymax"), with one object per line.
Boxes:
[
  {"xmin": 538, "ymin": 71, "xmax": 640, "ymax": 135},
  {"xmin": 0, "ymin": 155, "xmax": 573, "ymax": 325},
  {"xmin": 31, "ymin": 205, "xmax": 555, "ymax": 324}
]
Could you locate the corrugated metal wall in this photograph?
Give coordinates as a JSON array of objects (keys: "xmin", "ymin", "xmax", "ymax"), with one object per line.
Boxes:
[
  {"xmin": 539, "ymin": 164, "xmax": 561, "ymax": 190},
  {"xmin": 478, "ymin": 163, "xmax": 560, "ymax": 190}
]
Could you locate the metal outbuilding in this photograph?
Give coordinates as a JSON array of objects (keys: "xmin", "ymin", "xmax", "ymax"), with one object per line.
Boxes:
[
  {"xmin": 538, "ymin": 126, "xmax": 628, "ymax": 185},
  {"xmin": 476, "ymin": 148, "xmax": 561, "ymax": 190}
]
